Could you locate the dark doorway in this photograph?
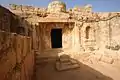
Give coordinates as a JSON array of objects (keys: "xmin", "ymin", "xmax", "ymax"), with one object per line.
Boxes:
[{"xmin": 51, "ymin": 29, "xmax": 62, "ymax": 48}]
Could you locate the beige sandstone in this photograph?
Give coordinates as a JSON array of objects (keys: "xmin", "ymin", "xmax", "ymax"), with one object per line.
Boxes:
[{"xmin": 1, "ymin": 0, "xmax": 120, "ymax": 80}]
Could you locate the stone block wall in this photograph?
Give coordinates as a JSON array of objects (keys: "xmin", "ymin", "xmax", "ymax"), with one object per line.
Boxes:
[
  {"xmin": 9, "ymin": 4, "xmax": 47, "ymax": 13},
  {"xmin": 74, "ymin": 12, "xmax": 120, "ymax": 52},
  {"xmin": 0, "ymin": 31, "xmax": 34, "ymax": 80}
]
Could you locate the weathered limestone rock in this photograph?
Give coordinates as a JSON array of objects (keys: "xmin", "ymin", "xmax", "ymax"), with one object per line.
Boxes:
[
  {"xmin": 0, "ymin": 5, "xmax": 34, "ymax": 80},
  {"xmin": 8, "ymin": 1, "xmax": 120, "ymax": 64},
  {"xmin": 1, "ymin": 1, "xmax": 120, "ymax": 79},
  {"xmin": 0, "ymin": 5, "xmax": 31, "ymax": 35}
]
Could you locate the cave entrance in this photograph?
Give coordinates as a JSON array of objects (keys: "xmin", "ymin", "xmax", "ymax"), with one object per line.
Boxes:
[{"xmin": 51, "ymin": 29, "xmax": 62, "ymax": 48}]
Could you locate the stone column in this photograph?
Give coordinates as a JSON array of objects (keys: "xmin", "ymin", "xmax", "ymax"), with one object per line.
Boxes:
[
  {"xmin": 73, "ymin": 22, "xmax": 81, "ymax": 51},
  {"xmin": 99, "ymin": 21, "xmax": 110, "ymax": 49},
  {"xmin": 31, "ymin": 22, "xmax": 38, "ymax": 51}
]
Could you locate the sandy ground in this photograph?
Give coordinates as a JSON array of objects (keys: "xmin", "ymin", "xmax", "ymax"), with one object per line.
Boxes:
[{"xmin": 35, "ymin": 59, "xmax": 120, "ymax": 80}]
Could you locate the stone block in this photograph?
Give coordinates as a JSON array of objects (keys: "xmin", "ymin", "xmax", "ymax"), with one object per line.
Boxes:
[
  {"xmin": 101, "ymin": 56, "xmax": 114, "ymax": 64},
  {"xmin": 70, "ymin": 59, "xmax": 78, "ymax": 64},
  {"xmin": 56, "ymin": 61, "xmax": 80, "ymax": 71},
  {"xmin": 59, "ymin": 55, "xmax": 70, "ymax": 62}
]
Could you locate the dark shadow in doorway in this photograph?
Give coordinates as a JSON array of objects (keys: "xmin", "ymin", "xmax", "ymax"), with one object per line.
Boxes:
[{"xmin": 51, "ymin": 29, "xmax": 62, "ymax": 48}]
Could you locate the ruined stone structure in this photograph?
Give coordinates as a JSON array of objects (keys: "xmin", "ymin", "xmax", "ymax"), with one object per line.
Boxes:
[
  {"xmin": 9, "ymin": 1, "xmax": 120, "ymax": 52},
  {"xmin": 1, "ymin": 1, "xmax": 120, "ymax": 80}
]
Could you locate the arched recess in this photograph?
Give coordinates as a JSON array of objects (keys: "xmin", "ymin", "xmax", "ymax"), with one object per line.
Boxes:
[
  {"xmin": 86, "ymin": 26, "xmax": 91, "ymax": 39},
  {"xmin": 85, "ymin": 26, "xmax": 95, "ymax": 40}
]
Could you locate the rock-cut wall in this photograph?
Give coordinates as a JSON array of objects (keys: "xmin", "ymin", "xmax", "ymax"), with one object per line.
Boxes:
[
  {"xmin": 0, "ymin": 31, "xmax": 34, "ymax": 80},
  {"xmin": 0, "ymin": 5, "xmax": 34, "ymax": 80},
  {"xmin": 0, "ymin": 5, "xmax": 32, "ymax": 36}
]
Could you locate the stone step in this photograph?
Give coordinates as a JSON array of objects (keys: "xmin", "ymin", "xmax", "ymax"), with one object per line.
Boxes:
[
  {"xmin": 59, "ymin": 61, "xmax": 73, "ymax": 65},
  {"xmin": 70, "ymin": 59, "xmax": 79, "ymax": 64},
  {"xmin": 59, "ymin": 57, "xmax": 70, "ymax": 62},
  {"xmin": 55, "ymin": 61, "xmax": 80, "ymax": 71}
]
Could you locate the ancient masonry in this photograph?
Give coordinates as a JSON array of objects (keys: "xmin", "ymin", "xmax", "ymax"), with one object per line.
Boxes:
[{"xmin": 0, "ymin": 1, "xmax": 120, "ymax": 80}]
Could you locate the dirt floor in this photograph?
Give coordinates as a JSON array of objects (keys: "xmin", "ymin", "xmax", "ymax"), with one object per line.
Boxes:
[{"xmin": 35, "ymin": 59, "xmax": 120, "ymax": 80}]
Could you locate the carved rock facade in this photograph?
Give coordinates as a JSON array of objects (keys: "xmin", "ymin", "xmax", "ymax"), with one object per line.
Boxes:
[
  {"xmin": 1, "ymin": 1, "xmax": 120, "ymax": 79},
  {"xmin": 9, "ymin": 1, "xmax": 120, "ymax": 62}
]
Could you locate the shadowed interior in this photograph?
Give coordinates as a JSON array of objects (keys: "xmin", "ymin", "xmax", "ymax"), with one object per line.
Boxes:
[{"xmin": 51, "ymin": 29, "xmax": 62, "ymax": 48}]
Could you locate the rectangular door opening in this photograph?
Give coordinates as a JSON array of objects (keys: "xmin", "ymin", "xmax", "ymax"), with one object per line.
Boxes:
[{"xmin": 51, "ymin": 29, "xmax": 62, "ymax": 48}]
